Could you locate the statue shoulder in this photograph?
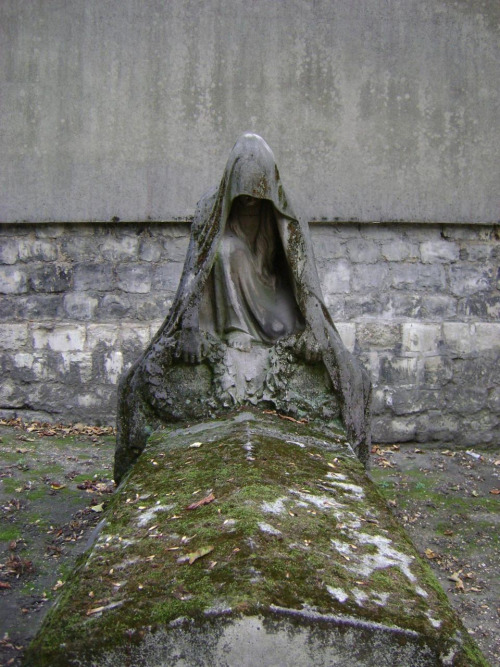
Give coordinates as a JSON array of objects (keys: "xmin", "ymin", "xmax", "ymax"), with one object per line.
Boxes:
[{"xmin": 192, "ymin": 186, "xmax": 219, "ymax": 229}]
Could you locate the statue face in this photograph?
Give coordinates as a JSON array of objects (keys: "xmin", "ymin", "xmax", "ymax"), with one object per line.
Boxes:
[{"xmin": 237, "ymin": 195, "xmax": 261, "ymax": 211}]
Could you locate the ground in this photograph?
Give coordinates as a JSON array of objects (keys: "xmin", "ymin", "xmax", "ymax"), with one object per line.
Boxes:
[{"xmin": 0, "ymin": 418, "xmax": 498, "ymax": 666}]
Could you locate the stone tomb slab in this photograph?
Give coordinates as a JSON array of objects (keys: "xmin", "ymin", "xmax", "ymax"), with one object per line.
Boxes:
[{"xmin": 26, "ymin": 412, "xmax": 486, "ymax": 666}]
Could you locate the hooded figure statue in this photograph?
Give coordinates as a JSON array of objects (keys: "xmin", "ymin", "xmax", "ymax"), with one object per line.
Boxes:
[{"xmin": 115, "ymin": 133, "xmax": 371, "ymax": 483}]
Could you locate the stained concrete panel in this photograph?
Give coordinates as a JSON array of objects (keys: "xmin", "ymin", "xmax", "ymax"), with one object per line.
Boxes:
[{"xmin": 1, "ymin": 0, "xmax": 499, "ymax": 223}]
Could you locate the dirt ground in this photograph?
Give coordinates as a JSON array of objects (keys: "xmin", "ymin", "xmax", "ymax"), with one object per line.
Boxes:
[{"xmin": 0, "ymin": 418, "xmax": 499, "ymax": 666}]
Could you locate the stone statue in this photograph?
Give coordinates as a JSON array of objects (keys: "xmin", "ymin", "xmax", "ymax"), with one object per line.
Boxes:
[{"xmin": 115, "ymin": 133, "xmax": 371, "ymax": 483}]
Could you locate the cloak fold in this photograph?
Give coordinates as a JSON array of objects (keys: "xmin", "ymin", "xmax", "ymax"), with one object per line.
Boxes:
[{"xmin": 150, "ymin": 133, "xmax": 371, "ymax": 461}]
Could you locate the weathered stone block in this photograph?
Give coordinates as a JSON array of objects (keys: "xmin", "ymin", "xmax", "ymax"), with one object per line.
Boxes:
[
  {"xmin": 473, "ymin": 323, "xmax": 500, "ymax": 352},
  {"xmin": 390, "ymin": 264, "xmax": 446, "ymax": 291},
  {"xmin": 29, "ymin": 265, "xmax": 73, "ymax": 293},
  {"xmin": 380, "ymin": 240, "xmax": 418, "ymax": 262},
  {"xmin": 356, "ymin": 322, "xmax": 401, "ymax": 349},
  {"xmin": 449, "ymin": 265, "xmax": 493, "ymax": 296},
  {"xmin": 402, "ymin": 323, "xmax": 441, "ymax": 354},
  {"xmin": 16, "ymin": 294, "xmax": 63, "ymax": 320},
  {"xmin": 370, "ymin": 387, "xmax": 388, "ymax": 415},
  {"xmin": 18, "ymin": 238, "xmax": 57, "ymax": 262},
  {"xmin": 63, "ymin": 293, "xmax": 98, "ymax": 320},
  {"xmin": 139, "ymin": 238, "xmax": 162, "ymax": 262},
  {"xmin": 352, "ymin": 264, "xmax": 389, "ymax": 292},
  {"xmin": 442, "ymin": 323, "xmax": 472, "ymax": 357},
  {"xmin": 441, "ymin": 226, "xmax": 493, "ymax": 241},
  {"xmin": 160, "ymin": 234, "xmax": 190, "ymax": 260},
  {"xmin": 0, "ymin": 266, "xmax": 28, "ymax": 294},
  {"xmin": 86, "ymin": 324, "xmax": 119, "ymax": 348},
  {"xmin": 458, "ymin": 295, "xmax": 500, "ymax": 319},
  {"xmin": 120, "ymin": 324, "xmax": 151, "ymax": 349},
  {"xmin": 73, "ymin": 263, "xmax": 114, "ymax": 291},
  {"xmin": 379, "ymin": 357, "xmax": 418, "ymax": 385},
  {"xmin": 0, "ymin": 378, "xmax": 26, "ymax": 407},
  {"xmin": 152, "ymin": 262, "xmax": 184, "ymax": 290},
  {"xmin": 345, "ymin": 239, "xmax": 380, "ymax": 263},
  {"xmin": 312, "ymin": 233, "xmax": 347, "ymax": 261},
  {"xmin": 420, "ymin": 240, "xmax": 459, "ymax": 263},
  {"xmin": 414, "ymin": 412, "xmax": 460, "ymax": 443},
  {"xmin": 92, "ymin": 347, "xmax": 124, "ymax": 385},
  {"xmin": 100, "ymin": 235, "xmax": 139, "ymax": 261},
  {"xmin": 460, "ymin": 244, "xmax": 494, "ymax": 262},
  {"xmin": 127, "ymin": 293, "xmax": 169, "ymax": 320},
  {"xmin": 343, "ymin": 294, "xmax": 385, "ymax": 319},
  {"xmin": 390, "ymin": 388, "xmax": 438, "ymax": 416},
  {"xmin": 96, "ymin": 293, "xmax": 131, "ymax": 319},
  {"xmin": 0, "ymin": 323, "xmax": 28, "ymax": 349},
  {"xmin": 422, "ymin": 356, "xmax": 454, "ymax": 387},
  {"xmin": 444, "ymin": 385, "xmax": 488, "ymax": 415},
  {"xmin": 61, "ymin": 234, "xmax": 102, "ymax": 261},
  {"xmin": 32, "ymin": 325, "xmax": 85, "ymax": 352},
  {"xmin": 322, "ymin": 259, "xmax": 351, "ymax": 294},
  {"xmin": 420, "ymin": 295, "xmax": 457, "ymax": 319},
  {"xmin": 385, "ymin": 293, "xmax": 422, "ymax": 318},
  {"xmin": 372, "ymin": 415, "xmax": 417, "ymax": 443},
  {"xmin": 34, "ymin": 225, "xmax": 65, "ymax": 239},
  {"xmin": 103, "ymin": 350, "xmax": 123, "ymax": 384},
  {"xmin": 57, "ymin": 352, "xmax": 93, "ymax": 383},
  {"xmin": 0, "ymin": 239, "xmax": 19, "ymax": 264},
  {"xmin": 487, "ymin": 387, "xmax": 500, "ymax": 411},
  {"xmin": 116, "ymin": 264, "xmax": 152, "ymax": 293}
]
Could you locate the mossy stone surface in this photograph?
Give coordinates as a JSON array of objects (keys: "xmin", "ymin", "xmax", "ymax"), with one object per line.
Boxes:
[{"xmin": 26, "ymin": 412, "xmax": 487, "ymax": 666}]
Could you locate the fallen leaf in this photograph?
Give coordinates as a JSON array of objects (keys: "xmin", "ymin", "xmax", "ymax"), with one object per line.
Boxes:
[
  {"xmin": 187, "ymin": 545, "xmax": 214, "ymax": 565},
  {"xmin": 186, "ymin": 492, "xmax": 215, "ymax": 510},
  {"xmin": 489, "ymin": 489, "xmax": 500, "ymax": 495},
  {"xmin": 189, "ymin": 442, "xmax": 202, "ymax": 448},
  {"xmin": 444, "ymin": 529, "xmax": 454, "ymax": 536},
  {"xmin": 377, "ymin": 458, "xmax": 395, "ymax": 468},
  {"xmin": 449, "ymin": 572, "xmax": 464, "ymax": 591},
  {"xmin": 91, "ymin": 503, "xmax": 104, "ymax": 512},
  {"xmin": 52, "ymin": 580, "xmax": 64, "ymax": 591},
  {"xmin": 0, "ymin": 582, "xmax": 11, "ymax": 589},
  {"xmin": 50, "ymin": 482, "xmax": 66, "ymax": 490},
  {"xmin": 471, "ymin": 490, "xmax": 479, "ymax": 497},
  {"xmin": 425, "ymin": 548, "xmax": 438, "ymax": 559}
]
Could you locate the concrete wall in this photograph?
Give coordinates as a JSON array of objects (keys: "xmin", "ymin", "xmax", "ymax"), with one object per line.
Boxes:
[
  {"xmin": 1, "ymin": 222, "xmax": 499, "ymax": 446},
  {"xmin": 1, "ymin": 0, "xmax": 499, "ymax": 223}
]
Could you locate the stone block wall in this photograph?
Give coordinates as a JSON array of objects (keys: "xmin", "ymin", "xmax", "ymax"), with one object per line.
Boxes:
[{"xmin": 0, "ymin": 222, "xmax": 499, "ymax": 448}]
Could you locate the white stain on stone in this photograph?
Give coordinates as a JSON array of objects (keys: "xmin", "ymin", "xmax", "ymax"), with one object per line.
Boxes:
[
  {"xmin": 352, "ymin": 588, "xmax": 369, "ymax": 605},
  {"xmin": 325, "ymin": 475, "xmax": 365, "ymax": 498},
  {"xmin": 415, "ymin": 586, "xmax": 429, "ymax": 598},
  {"xmin": 136, "ymin": 504, "xmax": 175, "ymax": 527},
  {"xmin": 331, "ymin": 532, "xmax": 416, "ymax": 585},
  {"xmin": 290, "ymin": 490, "xmax": 341, "ymax": 510},
  {"xmin": 425, "ymin": 612, "xmax": 442, "ymax": 629},
  {"xmin": 258, "ymin": 522, "xmax": 282, "ymax": 537},
  {"xmin": 261, "ymin": 497, "xmax": 287, "ymax": 515},
  {"xmin": 326, "ymin": 586, "xmax": 348, "ymax": 603}
]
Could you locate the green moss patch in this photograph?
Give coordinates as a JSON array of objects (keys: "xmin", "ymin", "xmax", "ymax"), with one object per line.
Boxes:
[{"xmin": 27, "ymin": 412, "xmax": 487, "ymax": 666}]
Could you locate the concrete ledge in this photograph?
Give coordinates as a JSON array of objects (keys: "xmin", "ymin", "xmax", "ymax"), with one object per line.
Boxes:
[{"xmin": 26, "ymin": 412, "xmax": 486, "ymax": 666}]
